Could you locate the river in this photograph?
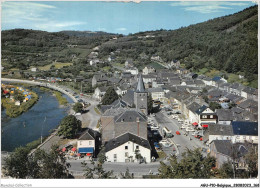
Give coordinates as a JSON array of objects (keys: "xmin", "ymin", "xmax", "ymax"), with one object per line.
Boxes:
[{"xmin": 1, "ymin": 86, "xmax": 73, "ymax": 152}]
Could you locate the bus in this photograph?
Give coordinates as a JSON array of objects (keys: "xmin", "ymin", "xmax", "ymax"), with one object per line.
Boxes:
[{"xmin": 162, "ymin": 127, "xmax": 173, "ymax": 138}]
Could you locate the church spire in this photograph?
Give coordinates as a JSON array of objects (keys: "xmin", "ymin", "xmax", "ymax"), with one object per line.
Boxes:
[{"xmin": 136, "ymin": 74, "xmax": 145, "ymax": 93}]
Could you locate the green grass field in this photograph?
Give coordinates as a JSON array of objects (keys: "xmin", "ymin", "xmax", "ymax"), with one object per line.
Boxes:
[{"xmin": 38, "ymin": 62, "xmax": 73, "ymax": 71}]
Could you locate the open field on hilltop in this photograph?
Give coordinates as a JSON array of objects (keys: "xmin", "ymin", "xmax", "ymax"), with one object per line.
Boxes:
[{"xmin": 38, "ymin": 62, "xmax": 73, "ymax": 71}]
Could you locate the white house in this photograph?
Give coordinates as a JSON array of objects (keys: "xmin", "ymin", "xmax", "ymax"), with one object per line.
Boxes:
[
  {"xmin": 115, "ymin": 86, "xmax": 127, "ymax": 96},
  {"xmin": 105, "ymin": 133, "xmax": 151, "ymax": 163},
  {"xmin": 142, "ymin": 66, "xmax": 155, "ymax": 75},
  {"xmin": 147, "ymin": 87, "xmax": 165, "ymax": 101},
  {"xmin": 208, "ymin": 122, "xmax": 258, "ymax": 144},
  {"xmin": 125, "ymin": 67, "xmax": 139, "ymax": 75},
  {"xmin": 31, "ymin": 67, "xmax": 38, "ymax": 72},
  {"xmin": 93, "ymin": 87, "xmax": 108, "ymax": 101},
  {"xmin": 77, "ymin": 129, "xmax": 101, "ymax": 157}
]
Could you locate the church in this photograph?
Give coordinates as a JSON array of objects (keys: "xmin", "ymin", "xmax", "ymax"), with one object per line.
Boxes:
[{"xmin": 100, "ymin": 74, "xmax": 151, "ymax": 163}]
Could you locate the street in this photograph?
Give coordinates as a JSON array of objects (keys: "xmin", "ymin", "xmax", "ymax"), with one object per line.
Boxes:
[
  {"xmin": 68, "ymin": 159, "xmax": 160, "ymax": 178},
  {"xmin": 152, "ymin": 111, "xmax": 207, "ymax": 158}
]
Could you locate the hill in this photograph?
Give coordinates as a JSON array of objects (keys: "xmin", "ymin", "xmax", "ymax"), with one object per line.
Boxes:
[
  {"xmin": 99, "ymin": 5, "xmax": 258, "ymax": 87},
  {"xmin": 59, "ymin": 30, "xmax": 119, "ymax": 37},
  {"xmin": 1, "ymin": 29, "xmax": 117, "ymax": 71}
]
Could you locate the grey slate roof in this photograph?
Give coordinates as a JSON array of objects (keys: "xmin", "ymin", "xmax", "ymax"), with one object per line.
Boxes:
[
  {"xmin": 242, "ymin": 87, "xmax": 257, "ymax": 95},
  {"xmin": 187, "ymin": 102, "xmax": 201, "ymax": 114},
  {"xmin": 136, "ymin": 74, "xmax": 146, "ymax": 93},
  {"xmin": 232, "ymin": 121, "xmax": 258, "ymax": 136},
  {"xmin": 147, "ymin": 87, "xmax": 164, "ymax": 93},
  {"xmin": 103, "ymin": 107, "xmax": 126, "ymax": 117},
  {"xmin": 209, "ymin": 124, "xmax": 234, "ymax": 136},
  {"xmin": 105, "ymin": 132, "xmax": 151, "ymax": 152},
  {"xmin": 216, "ymin": 109, "xmax": 234, "ymax": 121},
  {"xmin": 238, "ymin": 99, "xmax": 257, "ymax": 109},
  {"xmin": 78, "ymin": 128, "xmax": 100, "ymax": 140},
  {"xmin": 122, "ymin": 90, "xmax": 135, "ymax": 106},
  {"xmin": 212, "ymin": 140, "xmax": 233, "ymax": 157},
  {"xmin": 111, "ymin": 99, "xmax": 127, "ymax": 108},
  {"xmin": 100, "ymin": 105, "xmax": 113, "ymax": 114},
  {"xmin": 115, "ymin": 109, "xmax": 147, "ymax": 123}
]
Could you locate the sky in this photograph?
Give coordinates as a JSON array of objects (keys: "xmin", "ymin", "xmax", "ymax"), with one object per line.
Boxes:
[{"xmin": 1, "ymin": 1, "xmax": 257, "ymax": 34}]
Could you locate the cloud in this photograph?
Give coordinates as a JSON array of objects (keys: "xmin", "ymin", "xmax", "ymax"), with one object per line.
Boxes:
[
  {"xmin": 2, "ymin": 2, "xmax": 57, "ymax": 24},
  {"xmin": 116, "ymin": 27, "xmax": 127, "ymax": 31},
  {"xmin": 170, "ymin": 1, "xmax": 250, "ymax": 14},
  {"xmin": 34, "ymin": 21, "xmax": 86, "ymax": 31},
  {"xmin": 2, "ymin": 2, "xmax": 86, "ymax": 32}
]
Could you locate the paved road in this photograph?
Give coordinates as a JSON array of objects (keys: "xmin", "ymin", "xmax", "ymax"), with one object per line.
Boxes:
[
  {"xmin": 68, "ymin": 159, "xmax": 160, "ymax": 177},
  {"xmin": 153, "ymin": 112, "xmax": 207, "ymax": 158}
]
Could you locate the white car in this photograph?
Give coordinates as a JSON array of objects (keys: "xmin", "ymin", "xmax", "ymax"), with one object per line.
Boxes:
[
  {"xmin": 192, "ymin": 131, "xmax": 200, "ymax": 136},
  {"xmin": 159, "ymin": 140, "xmax": 172, "ymax": 147},
  {"xmin": 75, "ymin": 113, "xmax": 81, "ymax": 116},
  {"xmin": 186, "ymin": 127, "xmax": 195, "ymax": 132},
  {"xmin": 181, "ymin": 125, "xmax": 188, "ymax": 129}
]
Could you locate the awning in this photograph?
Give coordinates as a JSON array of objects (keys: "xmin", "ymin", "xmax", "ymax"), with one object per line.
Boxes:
[
  {"xmin": 62, "ymin": 147, "xmax": 66, "ymax": 152},
  {"xmin": 71, "ymin": 147, "xmax": 76, "ymax": 152},
  {"xmin": 192, "ymin": 122, "xmax": 198, "ymax": 126},
  {"xmin": 78, "ymin": 147, "xmax": 94, "ymax": 153},
  {"xmin": 202, "ymin": 124, "xmax": 208, "ymax": 128}
]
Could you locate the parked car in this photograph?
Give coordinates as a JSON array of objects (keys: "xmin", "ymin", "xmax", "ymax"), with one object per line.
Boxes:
[
  {"xmin": 186, "ymin": 127, "xmax": 195, "ymax": 132},
  {"xmin": 75, "ymin": 113, "xmax": 81, "ymax": 116},
  {"xmin": 159, "ymin": 140, "xmax": 172, "ymax": 147}
]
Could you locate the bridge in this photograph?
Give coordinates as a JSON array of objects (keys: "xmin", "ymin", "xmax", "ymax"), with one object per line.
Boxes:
[{"xmin": 1, "ymin": 78, "xmax": 77, "ymax": 103}]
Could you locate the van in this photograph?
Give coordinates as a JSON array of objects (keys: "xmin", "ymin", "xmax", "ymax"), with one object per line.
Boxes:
[{"xmin": 162, "ymin": 127, "xmax": 173, "ymax": 138}]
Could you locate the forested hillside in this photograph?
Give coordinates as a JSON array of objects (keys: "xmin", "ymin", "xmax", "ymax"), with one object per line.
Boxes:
[
  {"xmin": 1, "ymin": 29, "xmax": 117, "ymax": 70},
  {"xmin": 1, "ymin": 5, "xmax": 258, "ymax": 87},
  {"xmin": 99, "ymin": 5, "xmax": 258, "ymax": 86}
]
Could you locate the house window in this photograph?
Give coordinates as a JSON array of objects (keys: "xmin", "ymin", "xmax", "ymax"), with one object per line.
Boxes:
[
  {"xmin": 125, "ymin": 146, "xmax": 128, "ymax": 150},
  {"xmin": 202, "ymin": 115, "xmax": 207, "ymax": 118},
  {"xmin": 89, "ymin": 141, "xmax": 92, "ymax": 145},
  {"xmin": 136, "ymin": 145, "xmax": 139, "ymax": 150},
  {"xmin": 114, "ymin": 154, "xmax": 117, "ymax": 158},
  {"xmin": 125, "ymin": 152, "xmax": 128, "ymax": 157},
  {"xmin": 210, "ymin": 115, "xmax": 213, "ymax": 118}
]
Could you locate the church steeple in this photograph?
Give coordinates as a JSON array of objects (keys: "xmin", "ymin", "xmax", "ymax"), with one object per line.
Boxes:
[
  {"xmin": 134, "ymin": 74, "xmax": 147, "ymax": 115},
  {"xmin": 136, "ymin": 74, "xmax": 145, "ymax": 93}
]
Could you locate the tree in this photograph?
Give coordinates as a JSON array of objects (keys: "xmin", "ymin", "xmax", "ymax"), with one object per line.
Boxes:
[
  {"xmin": 147, "ymin": 94, "xmax": 153, "ymax": 114},
  {"xmin": 218, "ymin": 161, "xmax": 234, "ymax": 178},
  {"xmin": 209, "ymin": 102, "xmax": 221, "ymax": 111},
  {"xmin": 82, "ymin": 147, "xmax": 114, "ymax": 179},
  {"xmin": 120, "ymin": 168, "xmax": 134, "ymax": 179},
  {"xmin": 32, "ymin": 145, "xmax": 70, "ymax": 178},
  {"xmin": 58, "ymin": 115, "xmax": 81, "ymax": 138},
  {"xmin": 228, "ymin": 102, "xmax": 236, "ymax": 109},
  {"xmin": 101, "ymin": 87, "xmax": 118, "ymax": 105},
  {"xmin": 3, "ymin": 145, "xmax": 70, "ymax": 179},
  {"xmin": 73, "ymin": 102, "xmax": 83, "ymax": 113},
  {"xmin": 3, "ymin": 147, "xmax": 31, "ymax": 178},
  {"xmin": 244, "ymin": 146, "xmax": 258, "ymax": 178},
  {"xmin": 158, "ymin": 148, "xmax": 216, "ymax": 178}
]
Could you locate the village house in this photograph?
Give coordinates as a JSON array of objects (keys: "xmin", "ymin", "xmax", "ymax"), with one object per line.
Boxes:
[
  {"xmin": 210, "ymin": 140, "xmax": 255, "ymax": 169},
  {"xmin": 147, "ymin": 87, "xmax": 165, "ymax": 102},
  {"xmin": 105, "ymin": 133, "xmax": 151, "ymax": 163},
  {"xmin": 125, "ymin": 67, "xmax": 139, "ymax": 75},
  {"xmin": 77, "ymin": 128, "xmax": 101, "ymax": 157},
  {"xmin": 142, "ymin": 66, "xmax": 156, "ymax": 75},
  {"xmin": 208, "ymin": 121, "xmax": 258, "ymax": 144},
  {"xmin": 216, "ymin": 109, "xmax": 234, "ymax": 125},
  {"xmin": 92, "ymin": 74, "xmax": 109, "ymax": 87},
  {"xmin": 93, "ymin": 86, "xmax": 108, "ymax": 101},
  {"xmin": 241, "ymin": 87, "xmax": 258, "ymax": 101},
  {"xmin": 125, "ymin": 59, "xmax": 134, "ymax": 68}
]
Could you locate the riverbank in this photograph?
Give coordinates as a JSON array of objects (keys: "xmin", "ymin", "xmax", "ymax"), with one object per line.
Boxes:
[
  {"xmin": 1, "ymin": 90, "xmax": 39, "ymax": 118},
  {"xmin": 39, "ymin": 86, "xmax": 68, "ymax": 105}
]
